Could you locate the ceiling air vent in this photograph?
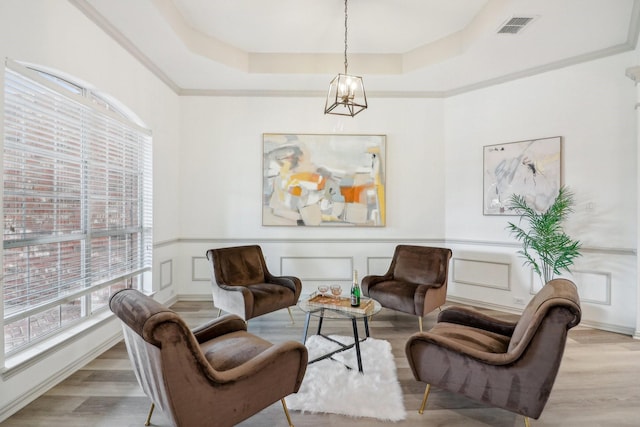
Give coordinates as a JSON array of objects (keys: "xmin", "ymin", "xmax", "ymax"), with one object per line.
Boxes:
[{"xmin": 497, "ymin": 16, "xmax": 537, "ymax": 34}]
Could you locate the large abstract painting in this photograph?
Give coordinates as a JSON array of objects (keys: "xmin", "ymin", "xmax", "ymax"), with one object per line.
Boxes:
[
  {"xmin": 263, "ymin": 133, "xmax": 386, "ymax": 226},
  {"xmin": 483, "ymin": 136, "xmax": 562, "ymax": 215}
]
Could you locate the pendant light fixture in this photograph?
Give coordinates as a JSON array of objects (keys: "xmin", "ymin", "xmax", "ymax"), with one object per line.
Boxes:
[{"xmin": 324, "ymin": 0, "xmax": 367, "ymax": 116}]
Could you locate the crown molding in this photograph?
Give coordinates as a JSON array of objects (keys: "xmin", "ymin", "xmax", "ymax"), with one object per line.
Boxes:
[
  {"xmin": 178, "ymin": 40, "xmax": 638, "ymax": 99},
  {"xmin": 68, "ymin": 0, "xmax": 181, "ymax": 94}
]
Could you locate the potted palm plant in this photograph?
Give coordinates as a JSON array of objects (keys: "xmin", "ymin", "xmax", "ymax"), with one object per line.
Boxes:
[{"xmin": 507, "ymin": 185, "xmax": 582, "ymax": 285}]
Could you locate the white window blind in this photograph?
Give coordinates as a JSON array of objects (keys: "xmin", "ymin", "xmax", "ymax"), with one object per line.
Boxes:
[{"xmin": 3, "ymin": 60, "xmax": 152, "ymax": 354}]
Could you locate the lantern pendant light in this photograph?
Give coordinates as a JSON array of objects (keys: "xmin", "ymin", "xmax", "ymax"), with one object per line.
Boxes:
[{"xmin": 324, "ymin": 0, "xmax": 367, "ymax": 117}]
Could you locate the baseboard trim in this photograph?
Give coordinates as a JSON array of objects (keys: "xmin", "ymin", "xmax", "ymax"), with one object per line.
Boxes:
[{"xmin": 577, "ymin": 320, "xmax": 635, "ymax": 337}]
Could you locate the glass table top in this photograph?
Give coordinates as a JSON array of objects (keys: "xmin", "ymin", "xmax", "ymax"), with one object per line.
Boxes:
[{"xmin": 297, "ymin": 294, "xmax": 381, "ymax": 320}]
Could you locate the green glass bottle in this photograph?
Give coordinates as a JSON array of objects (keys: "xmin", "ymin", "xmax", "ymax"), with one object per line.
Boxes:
[{"xmin": 350, "ymin": 269, "xmax": 361, "ymax": 307}]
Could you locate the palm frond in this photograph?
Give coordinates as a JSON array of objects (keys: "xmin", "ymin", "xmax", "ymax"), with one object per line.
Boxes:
[{"xmin": 506, "ymin": 185, "xmax": 582, "ymax": 284}]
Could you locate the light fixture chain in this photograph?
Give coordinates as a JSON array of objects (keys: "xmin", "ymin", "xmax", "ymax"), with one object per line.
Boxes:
[
  {"xmin": 324, "ymin": 0, "xmax": 367, "ymax": 116},
  {"xmin": 344, "ymin": 0, "xmax": 348, "ymax": 74}
]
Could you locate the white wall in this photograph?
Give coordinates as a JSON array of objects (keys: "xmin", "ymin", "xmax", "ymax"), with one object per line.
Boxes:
[
  {"xmin": 443, "ymin": 51, "xmax": 637, "ymax": 332},
  {"xmin": 178, "ymin": 96, "xmax": 445, "ymax": 240},
  {"xmin": 444, "ymin": 53, "xmax": 637, "ymax": 246},
  {"xmin": 176, "ymin": 51, "xmax": 638, "ymax": 335},
  {"xmin": 0, "ymin": 0, "xmax": 182, "ymax": 420},
  {"xmin": 177, "ymin": 96, "xmax": 447, "ymax": 298}
]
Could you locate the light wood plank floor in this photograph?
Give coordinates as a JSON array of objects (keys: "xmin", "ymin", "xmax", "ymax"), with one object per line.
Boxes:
[{"xmin": 4, "ymin": 301, "xmax": 640, "ymax": 427}]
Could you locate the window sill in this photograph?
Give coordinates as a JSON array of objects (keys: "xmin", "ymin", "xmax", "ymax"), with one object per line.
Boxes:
[{"xmin": 2, "ymin": 310, "xmax": 121, "ymax": 380}]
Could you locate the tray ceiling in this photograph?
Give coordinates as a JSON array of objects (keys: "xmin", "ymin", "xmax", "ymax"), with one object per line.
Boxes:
[{"xmin": 74, "ymin": 0, "xmax": 640, "ymax": 96}]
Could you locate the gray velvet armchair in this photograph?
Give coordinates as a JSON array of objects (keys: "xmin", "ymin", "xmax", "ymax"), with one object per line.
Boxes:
[
  {"xmin": 405, "ymin": 278, "xmax": 581, "ymax": 426},
  {"xmin": 362, "ymin": 245, "xmax": 452, "ymax": 331},
  {"xmin": 206, "ymin": 245, "xmax": 302, "ymax": 322},
  {"xmin": 109, "ymin": 288, "xmax": 308, "ymax": 427}
]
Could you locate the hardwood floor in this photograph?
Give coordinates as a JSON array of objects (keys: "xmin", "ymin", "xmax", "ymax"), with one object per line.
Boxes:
[{"xmin": 4, "ymin": 300, "xmax": 640, "ymax": 427}]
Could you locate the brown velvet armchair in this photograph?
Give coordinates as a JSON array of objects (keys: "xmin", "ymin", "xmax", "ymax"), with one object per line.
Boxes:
[
  {"xmin": 362, "ymin": 245, "xmax": 452, "ymax": 331},
  {"xmin": 206, "ymin": 245, "xmax": 302, "ymax": 322},
  {"xmin": 405, "ymin": 278, "xmax": 581, "ymax": 427},
  {"xmin": 109, "ymin": 288, "xmax": 308, "ymax": 427}
]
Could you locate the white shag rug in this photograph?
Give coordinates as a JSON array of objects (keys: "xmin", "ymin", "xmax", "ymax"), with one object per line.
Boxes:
[{"xmin": 285, "ymin": 335, "xmax": 406, "ymax": 421}]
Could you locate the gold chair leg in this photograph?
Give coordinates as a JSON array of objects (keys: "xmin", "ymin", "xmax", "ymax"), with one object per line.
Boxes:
[
  {"xmin": 144, "ymin": 402, "xmax": 154, "ymax": 426},
  {"xmin": 287, "ymin": 307, "xmax": 295, "ymax": 325},
  {"xmin": 418, "ymin": 383, "xmax": 431, "ymax": 414},
  {"xmin": 281, "ymin": 398, "xmax": 294, "ymax": 427},
  {"xmin": 524, "ymin": 416, "xmax": 531, "ymax": 427},
  {"xmin": 418, "ymin": 316, "xmax": 423, "ymax": 332}
]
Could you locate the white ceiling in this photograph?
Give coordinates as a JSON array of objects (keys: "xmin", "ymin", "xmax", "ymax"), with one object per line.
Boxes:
[{"xmin": 73, "ymin": 0, "xmax": 639, "ymax": 96}]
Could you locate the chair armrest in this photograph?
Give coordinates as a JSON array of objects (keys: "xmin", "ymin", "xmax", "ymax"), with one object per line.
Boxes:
[
  {"xmin": 208, "ymin": 340, "xmax": 308, "ymax": 386},
  {"xmin": 361, "ymin": 274, "xmax": 392, "ymax": 295},
  {"xmin": 191, "ymin": 314, "xmax": 247, "ymax": 343},
  {"xmin": 217, "ymin": 282, "xmax": 247, "ymax": 292},
  {"xmin": 406, "ymin": 331, "xmax": 514, "ymax": 366},
  {"xmin": 414, "ymin": 282, "xmax": 445, "ymax": 301},
  {"xmin": 268, "ymin": 275, "xmax": 302, "ymax": 299},
  {"xmin": 437, "ymin": 306, "xmax": 517, "ymax": 337}
]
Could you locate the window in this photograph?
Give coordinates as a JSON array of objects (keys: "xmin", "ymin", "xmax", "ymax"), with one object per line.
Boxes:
[{"xmin": 2, "ymin": 60, "xmax": 152, "ymax": 355}]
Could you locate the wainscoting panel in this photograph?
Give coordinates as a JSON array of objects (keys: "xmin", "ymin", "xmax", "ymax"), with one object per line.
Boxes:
[
  {"xmin": 159, "ymin": 259, "xmax": 173, "ymax": 289},
  {"xmin": 191, "ymin": 256, "xmax": 210, "ymax": 281},
  {"xmin": 529, "ymin": 270, "xmax": 611, "ymax": 305},
  {"xmin": 281, "ymin": 256, "xmax": 353, "ymax": 281},
  {"xmin": 452, "ymin": 258, "xmax": 510, "ymax": 290},
  {"xmin": 170, "ymin": 238, "xmax": 637, "ymax": 336},
  {"xmin": 571, "ymin": 270, "xmax": 611, "ymax": 305}
]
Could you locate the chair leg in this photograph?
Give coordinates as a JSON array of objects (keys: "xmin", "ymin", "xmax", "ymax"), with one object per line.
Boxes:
[
  {"xmin": 144, "ymin": 403, "xmax": 154, "ymax": 426},
  {"xmin": 418, "ymin": 383, "xmax": 431, "ymax": 414},
  {"xmin": 287, "ymin": 307, "xmax": 295, "ymax": 324},
  {"xmin": 524, "ymin": 416, "xmax": 531, "ymax": 427},
  {"xmin": 418, "ymin": 316, "xmax": 423, "ymax": 332},
  {"xmin": 281, "ymin": 398, "xmax": 294, "ymax": 427},
  {"xmin": 216, "ymin": 308, "xmax": 222, "ymax": 318}
]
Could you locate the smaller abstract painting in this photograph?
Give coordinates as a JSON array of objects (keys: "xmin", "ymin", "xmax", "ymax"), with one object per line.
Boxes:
[
  {"xmin": 483, "ymin": 136, "xmax": 562, "ymax": 215},
  {"xmin": 263, "ymin": 133, "xmax": 386, "ymax": 227}
]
